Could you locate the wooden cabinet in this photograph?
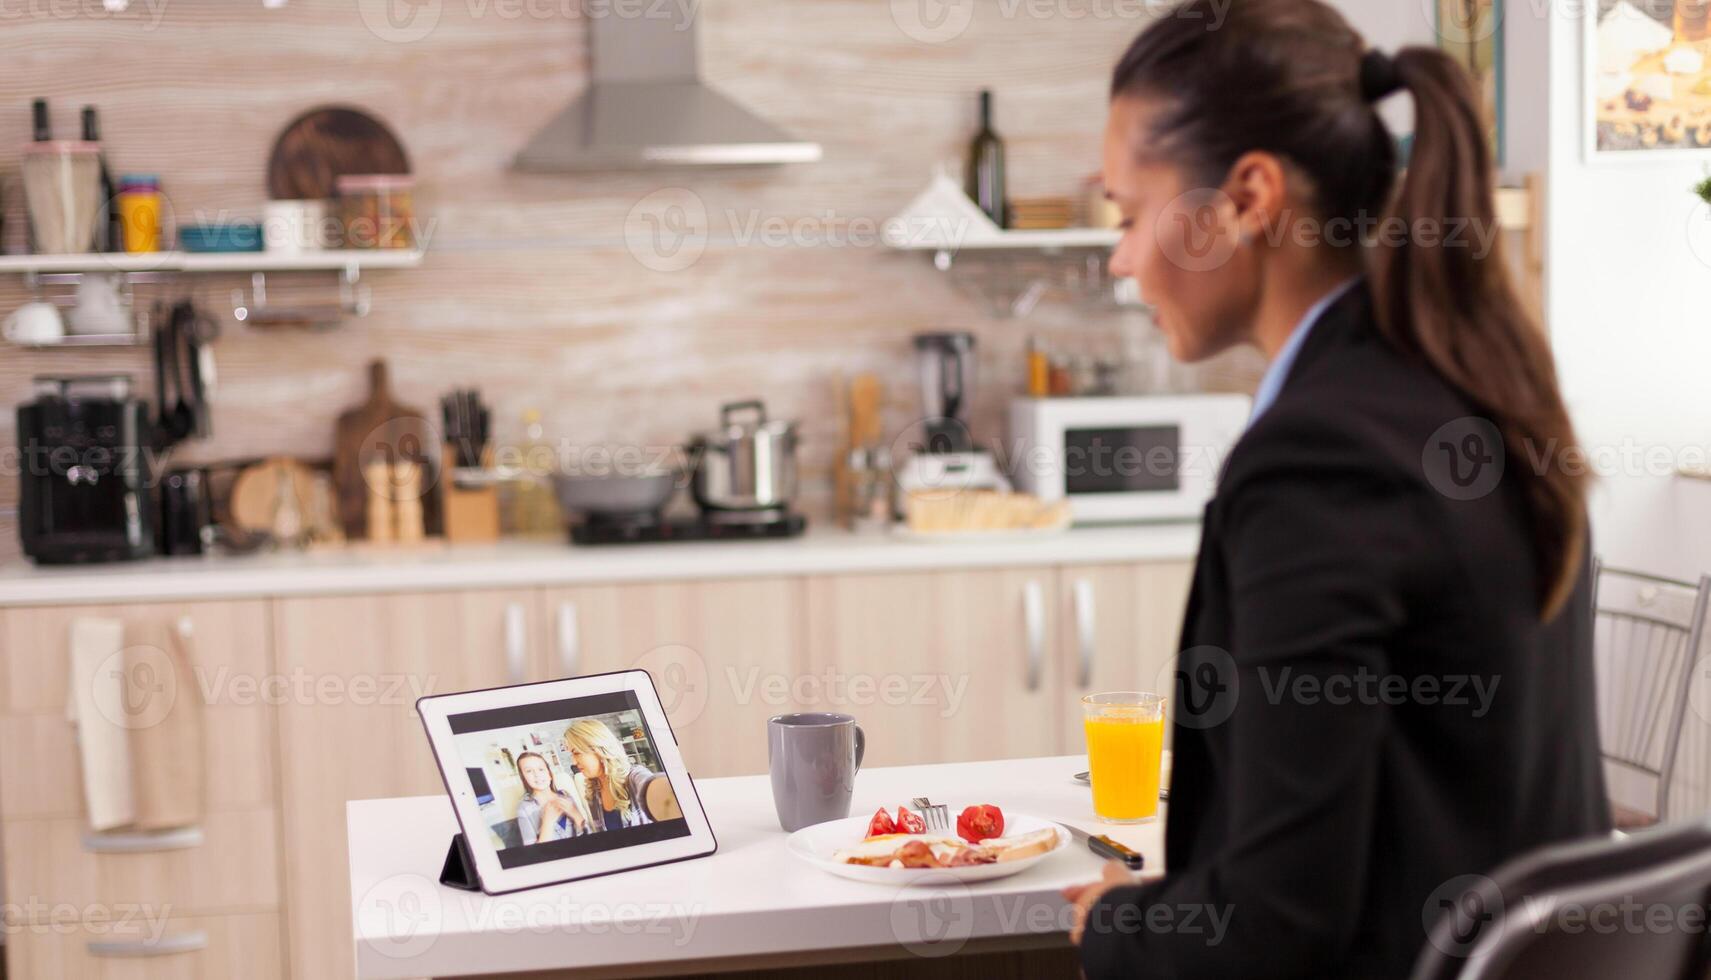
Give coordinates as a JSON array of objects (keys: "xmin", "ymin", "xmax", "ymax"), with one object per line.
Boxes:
[
  {"xmin": 271, "ymin": 589, "xmax": 538, "ymax": 980},
  {"xmin": 804, "ymin": 560, "xmax": 1195, "ymax": 766},
  {"xmin": 804, "ymin": 567, "xmax": 1063, "ymax": 767},
  {"xmin": 539, "ymin": 578, "xmax": 808, "ymax": 779},
  {"xmin": 0, "ymin": 599, "xmax": 278, "ymax": 816},
  {"xmin": 4, "ymin": 911, "xmax": 283, "ymax": 980},
  {"xmin": 1054, "ymin": 561, "xmax": 1195, "ymax": 751},
  {"xmin": 0, "ymin": 599, "xmax": 284, "ymax": 975},
  {"xmin": 0, "ymin": 556, "xmax": 1195, "ymax": 980}
]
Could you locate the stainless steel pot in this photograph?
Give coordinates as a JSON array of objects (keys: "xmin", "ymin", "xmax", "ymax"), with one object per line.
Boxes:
[{"xmin": 690, "ymin": 400, "xmax": 798, "ymax": 511}]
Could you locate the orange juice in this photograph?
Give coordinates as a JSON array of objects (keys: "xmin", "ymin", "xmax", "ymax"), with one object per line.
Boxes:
[{"xmin": 1082, "ymin": 693, "xmax": 1166, "ymax": 823}]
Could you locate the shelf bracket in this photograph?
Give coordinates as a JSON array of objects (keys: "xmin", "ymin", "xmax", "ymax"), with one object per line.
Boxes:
[{"xmin": 232, "ymin": 266, "xmax": 371, "ymax": 327}]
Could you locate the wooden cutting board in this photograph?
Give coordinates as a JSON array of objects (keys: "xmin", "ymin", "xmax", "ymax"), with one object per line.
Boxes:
[
  {"xmin": 229, "ymin": 457, "xmax": 319, "ymax": 535},
  {"xmin": 267, "ymin": 106, "xmax": 411, "ymax": 201},
  {"xmin": 333, "ymin": 360, "xmax": 438, "ymax": 539}
]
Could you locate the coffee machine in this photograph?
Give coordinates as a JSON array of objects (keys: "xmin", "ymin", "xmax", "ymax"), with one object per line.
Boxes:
[
  {"xmin": 17, "ymin": 375, "xmax": 156, "ymax": 564},
  {"xmin": 894, "ymin": 332, "xmax": 1011, "ymax": 504}
]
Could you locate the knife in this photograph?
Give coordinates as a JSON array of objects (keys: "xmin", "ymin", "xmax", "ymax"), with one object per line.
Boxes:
[{"xmin": 1063, "ymin": 824, "xmax": 1145, "ymax": 870}]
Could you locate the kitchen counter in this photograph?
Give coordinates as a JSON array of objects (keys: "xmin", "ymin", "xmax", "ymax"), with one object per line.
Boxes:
[
  {"xmin": 0, "ymin": 524, "xmax": 1199, "ymax": 606},
  {"xmin": 346, "ymin": 754, "xmax": 1164, "ymax": 979}
]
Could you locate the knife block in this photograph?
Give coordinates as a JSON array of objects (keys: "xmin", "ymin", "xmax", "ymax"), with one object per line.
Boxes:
[{"xmin": 441, "ymin": 446, "xmax": 501, "ymax": 543}]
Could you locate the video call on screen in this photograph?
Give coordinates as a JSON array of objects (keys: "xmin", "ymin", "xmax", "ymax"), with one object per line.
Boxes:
[{"xmin": 451, "ymin": 690, "xmax": 690, "ymax": 869}]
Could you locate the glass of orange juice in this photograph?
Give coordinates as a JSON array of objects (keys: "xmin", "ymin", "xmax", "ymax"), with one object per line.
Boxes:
[{"xmin": 1082, "ymin": 691, "xmax": 1166, "ymax": 823}]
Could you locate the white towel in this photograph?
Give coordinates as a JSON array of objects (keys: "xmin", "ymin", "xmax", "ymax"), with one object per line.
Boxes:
[{"xmin": 67, "ymin": 617, "xmax": 136, "ymax": 832}]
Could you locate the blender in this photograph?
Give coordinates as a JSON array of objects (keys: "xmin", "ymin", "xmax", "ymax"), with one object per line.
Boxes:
[{"xmin": 894, "ymin": 332, "xmax": 1011, "ymax": 508}]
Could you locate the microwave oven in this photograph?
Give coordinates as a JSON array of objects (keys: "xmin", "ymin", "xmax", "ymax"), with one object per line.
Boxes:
[{"xmin": 1007, "ymin": 394, "xmax": 1252, "ymax": 524}]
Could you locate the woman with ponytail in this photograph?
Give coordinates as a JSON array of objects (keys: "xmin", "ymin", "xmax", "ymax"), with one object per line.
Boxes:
[{"xmin": 1063, "ymin": 2, "xmax": 1608, "ymax": 976}]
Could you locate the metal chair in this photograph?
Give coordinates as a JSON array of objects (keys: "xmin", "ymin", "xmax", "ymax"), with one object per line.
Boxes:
[
  {"xmin": 1410, "ymin": 818, "xmax": 1711, "ymax": 980},
  {"xmin": 1592, "ymin": 563, "xmax": 1711, "ymax": 827}
]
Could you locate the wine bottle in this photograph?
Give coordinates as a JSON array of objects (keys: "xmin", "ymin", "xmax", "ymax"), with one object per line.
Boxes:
[
  {"xmin": 965, "ymin": 89, "xmax": 1008, "ymax": 229},
  {"xmin": 82, "ymin": 107, "xmax": 122, "ymax": 252},
  {"xmin": 26, "ymin": 99, "xmax": 49, "ymax": 252}
]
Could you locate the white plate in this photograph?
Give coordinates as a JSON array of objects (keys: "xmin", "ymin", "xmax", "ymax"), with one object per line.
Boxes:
[{"xmin": 786, "ymin": 812, "xmax": 1070, "ymax": 885}]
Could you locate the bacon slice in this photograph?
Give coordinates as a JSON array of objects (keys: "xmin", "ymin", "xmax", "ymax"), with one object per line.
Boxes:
[{"xmin": 893, "ymin": 840, "xmax": 941, "ymax": 868}]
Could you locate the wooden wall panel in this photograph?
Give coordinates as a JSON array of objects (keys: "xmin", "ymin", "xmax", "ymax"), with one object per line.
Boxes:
[{"xmin": 0, "ymin": 0, "xmax": 1257, "ymax": 562}]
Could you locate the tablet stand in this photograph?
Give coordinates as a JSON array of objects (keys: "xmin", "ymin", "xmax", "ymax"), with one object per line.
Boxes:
[{"xmin": 440, "ymin": 833, "xmax": 481, "ymax": 892}]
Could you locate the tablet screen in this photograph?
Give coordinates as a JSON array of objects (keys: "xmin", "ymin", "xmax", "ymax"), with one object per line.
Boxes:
[{"xmin": 449, "ymin": 690, "xmax": 691, "ymax": 870}]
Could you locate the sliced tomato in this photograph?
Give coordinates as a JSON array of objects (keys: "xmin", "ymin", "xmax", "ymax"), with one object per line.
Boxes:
[
  {"xmin": 866, "ymin": 807, "xmax": 897, "ymax": 838},
  {"xmin": 956, "ymin": 804, "xmax": 1005, "ymax": 843},
  {"xmin": 895, "ymin": 805, "xmax": 927, "ymax": 835}
]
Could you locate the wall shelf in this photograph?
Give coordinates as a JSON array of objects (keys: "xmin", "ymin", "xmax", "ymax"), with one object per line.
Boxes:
[
  {"xmin": 0, "ymin": 249, "xmax": 423, "ymax": 276},
  {"xmin": 0, "ymin": 250, "xmax": 424, "ymax": 337},
  {"xmin": 885, "ymin": 227, "xmax": 1121, "ymax": 253},
  {"xmin": 13, "ymin": 331, "xmax": 150, "ymax": 350}
]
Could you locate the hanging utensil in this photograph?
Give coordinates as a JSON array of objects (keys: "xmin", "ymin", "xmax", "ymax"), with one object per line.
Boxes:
[{"xmin": 178, "ymin": 299, "xmax": 218, "ymax": 439}]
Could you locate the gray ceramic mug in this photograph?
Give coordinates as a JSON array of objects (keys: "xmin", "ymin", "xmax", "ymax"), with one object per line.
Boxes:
[{"xmin": 768, "ymin": 712, "xmax": 866, "ymax": 832}]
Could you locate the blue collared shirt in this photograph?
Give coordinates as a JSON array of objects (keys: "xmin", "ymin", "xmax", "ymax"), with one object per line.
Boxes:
[{"xmin": 1248, "ymin": 277, "xmax": 1362, "ymax": 426}]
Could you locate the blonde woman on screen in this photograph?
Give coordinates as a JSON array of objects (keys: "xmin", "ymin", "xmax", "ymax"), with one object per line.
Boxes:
[{"xmin": 562, "ymin": 719, "xmax": 656, "ymax": 831}]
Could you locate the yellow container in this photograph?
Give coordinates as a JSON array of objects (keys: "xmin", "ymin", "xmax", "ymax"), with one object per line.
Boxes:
[
  {"xmin": 117, "ymin": 175, "xmax": 161, "ymax": 253},
  {"xmin": 1082, "ymin": 691, "xmax": 1166, "ymax": 823}
]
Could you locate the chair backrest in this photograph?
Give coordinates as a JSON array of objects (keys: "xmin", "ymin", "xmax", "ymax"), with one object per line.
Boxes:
[
  {"xmin": 1410, "ymin": 820, "xmax": 1711, "ymax": 980},
  {"xmin": 1592, "ymin": 563, "xmax": 1711, "ymax": 820}
]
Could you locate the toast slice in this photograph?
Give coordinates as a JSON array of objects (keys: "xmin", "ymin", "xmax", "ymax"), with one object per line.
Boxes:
[{"xmin": 988, "ymin": 827, "xmax": 1061, "ymax": 863}]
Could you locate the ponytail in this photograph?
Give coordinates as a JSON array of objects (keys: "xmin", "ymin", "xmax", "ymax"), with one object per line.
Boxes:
[
  {"xmin": 1374, "ymin": 48, "xmax": 1586, "ymax": 619},
  {"xmin": 1111, "ymin": 0, "xmax": 1587, "ymax": 620}
]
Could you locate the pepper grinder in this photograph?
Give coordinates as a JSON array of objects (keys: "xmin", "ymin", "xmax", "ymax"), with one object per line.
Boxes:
[
  {"xmin": 393, "ymin": 461, "xmax": 425, "ymax": 544},
  {"xmin": 364, "ymin": 460, "xmax": 395, "ymax": 544}
]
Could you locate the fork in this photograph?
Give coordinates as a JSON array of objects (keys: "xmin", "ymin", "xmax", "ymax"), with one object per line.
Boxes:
[{"xmin": 910, "ymin": 796, "xmax": 951, "ymax": 831}]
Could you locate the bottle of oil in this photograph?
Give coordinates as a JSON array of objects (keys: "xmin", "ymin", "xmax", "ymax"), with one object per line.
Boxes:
[{"xmin": 501, "ymin": 409, "xmax": 564, "ymax": 537}]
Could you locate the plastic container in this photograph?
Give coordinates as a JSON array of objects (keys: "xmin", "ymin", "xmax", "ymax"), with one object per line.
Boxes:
[
  {"xmin": 21, "ymin": 141, "xmax": 103, "ymax": 254},
  {"xmin": 335, "ymin": 173, "xmax": 415, "ymax": 249},
  {"xmin": 117, "ymin": 174, "xmax": 162, "ymax": 253},
  {"xmin": 178, "ymin": 221, "xmax": 263, "ymax": 253}
]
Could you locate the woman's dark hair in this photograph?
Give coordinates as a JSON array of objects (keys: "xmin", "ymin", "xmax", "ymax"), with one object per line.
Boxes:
[{"xmin": 1111, "ymin": 0, "xmax": 1586, "ymax": 620}]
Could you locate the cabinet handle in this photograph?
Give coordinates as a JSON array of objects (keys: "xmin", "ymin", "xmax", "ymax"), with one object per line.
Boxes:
[
  {"xmin": 504, "ymin": 603, "xmax": 528, "ymax": 685},
  {"xmin": 82, "ymin": 826, "xmax": 204, "ymax": 853},
  {"xmin": 556, "ymin": 601, "xmax": 580, "ymax": 678},
  {"xmin": 87, "ymin": 930, "xmax": 208, "ymax": 958},
  {"xmin": 1023, "ymin": 580, "xmax": 1045, "ymax": 693},
  {"xmin": 1074, "ymin": 579, "xmax": 1096, "ymax": 689}
]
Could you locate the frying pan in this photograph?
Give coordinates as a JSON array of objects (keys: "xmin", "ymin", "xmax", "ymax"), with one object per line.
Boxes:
[{"xmin": 551, "ymin": 471, "xmax": 679, "ymax": 522}]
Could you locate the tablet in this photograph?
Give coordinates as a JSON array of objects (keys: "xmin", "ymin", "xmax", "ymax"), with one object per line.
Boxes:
[{"xmin": 418, "ymin": 669, "xmax": 717, "ymax": 895}]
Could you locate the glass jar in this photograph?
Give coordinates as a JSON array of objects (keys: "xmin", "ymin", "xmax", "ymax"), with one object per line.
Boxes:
[{"xmin": 335, "ymin": 174, "xmax": 416, "ymax": 249}]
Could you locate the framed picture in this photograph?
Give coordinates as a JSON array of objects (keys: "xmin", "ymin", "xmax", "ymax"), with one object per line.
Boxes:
[
  {"xmin": 1587, "ymin": 0, "xmax": 1711, "ymax": 160},
  {"xmin": 1438, "ymin": 0, "xmax": 1505, "ymax": 166}
]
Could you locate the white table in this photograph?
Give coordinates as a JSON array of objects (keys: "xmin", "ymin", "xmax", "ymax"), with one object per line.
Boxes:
[{"xmin": 346, "ymin": 755, "xmax": 1167, "ymax": 979}]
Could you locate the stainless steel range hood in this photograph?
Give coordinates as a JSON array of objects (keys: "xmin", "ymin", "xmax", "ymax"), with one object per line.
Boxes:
[{"xmin": 513, "ymin": 12, "xmax": 821, "ymax": 171}]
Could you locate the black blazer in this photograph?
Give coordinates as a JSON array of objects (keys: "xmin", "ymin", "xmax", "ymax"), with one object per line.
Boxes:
[{"xmin": 1079, "ymin": 286, "xmax": 1609, "ymax": 979}]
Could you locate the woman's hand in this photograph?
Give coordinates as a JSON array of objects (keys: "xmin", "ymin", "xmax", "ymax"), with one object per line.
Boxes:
[
  {"xmin": 562, "ymin": 799, "xmax": 587, "ymax": 833},
  {"xmin": 1062, "ymin": 861, "xmax": 1138, "ymax": 945},
  {"xmin": 536, "ymin": 797, "xmax": 576, "ymax": 838},
  {"xmin": 534, "ymin": 798, "xmax": 564, "ymax": 842}
]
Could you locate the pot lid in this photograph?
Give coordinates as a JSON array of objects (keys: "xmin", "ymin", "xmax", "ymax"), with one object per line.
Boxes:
[{"xmin": 697, "ymin": 399, "xmax": 796, "ymax": 441}]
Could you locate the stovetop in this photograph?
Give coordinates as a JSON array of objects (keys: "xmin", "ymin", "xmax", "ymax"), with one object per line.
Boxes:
[{"xmin": 569, "ymin": 512, "xmax": 807, "ymax": 546}]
